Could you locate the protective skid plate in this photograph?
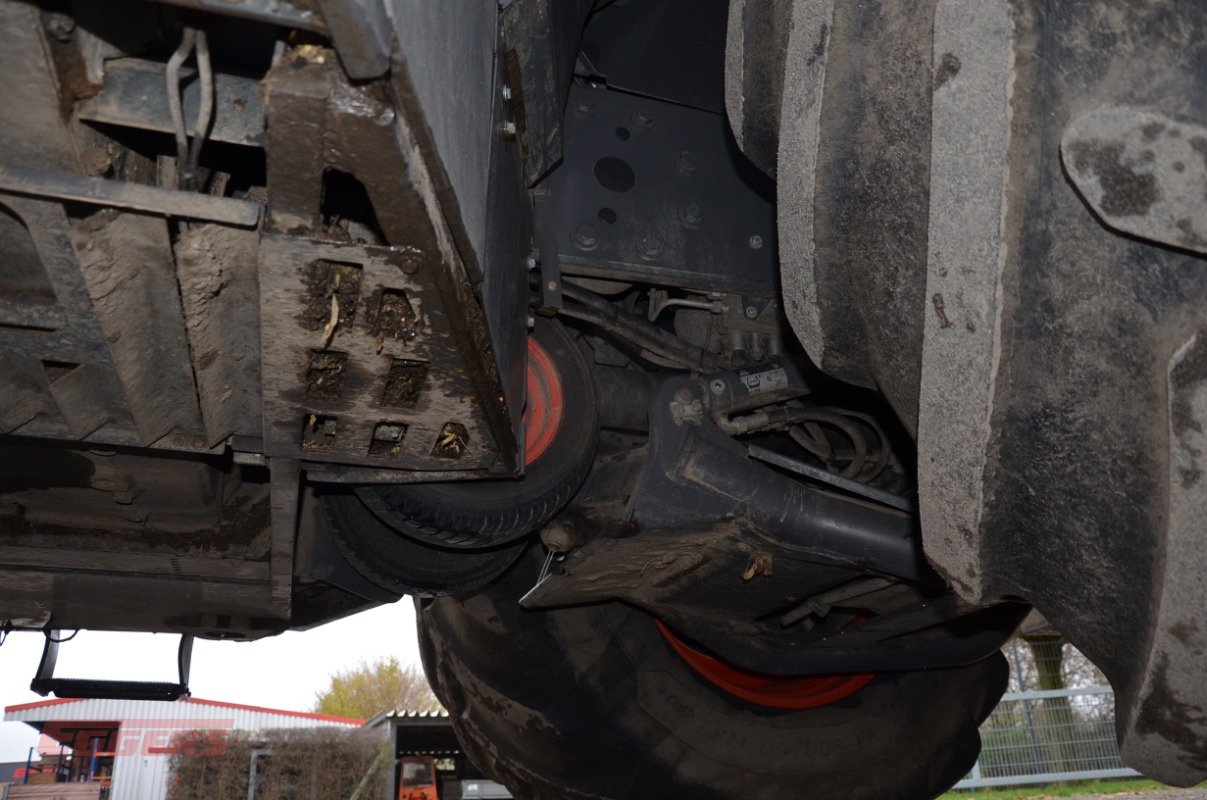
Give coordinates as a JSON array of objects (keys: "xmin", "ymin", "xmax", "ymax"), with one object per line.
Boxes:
[
  {"xmin": 259, "ymin": 234, "xmax": 500, "ymax": 472},
  {"xmin": 536, "ymin": 84, "xmax": 777, "ymax": 296}
]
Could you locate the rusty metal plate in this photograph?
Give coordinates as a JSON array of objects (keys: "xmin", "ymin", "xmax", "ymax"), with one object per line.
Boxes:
[
  {"xmin": 1063, "ymin": 106, "xmax": 1207, "ymax": 255},
  {"xmin": 259, "ymin": 234, "xmax": 503, "ymax": 473}
]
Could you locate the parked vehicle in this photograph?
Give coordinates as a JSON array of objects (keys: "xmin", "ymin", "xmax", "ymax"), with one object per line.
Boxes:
[{"xmin": 399, "ymin": 755, "xmax": 439, "ymax": 800}]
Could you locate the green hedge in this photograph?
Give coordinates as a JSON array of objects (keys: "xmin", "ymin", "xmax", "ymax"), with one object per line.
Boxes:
[{"xmin": 167, "ymin": 728, "xmax": 388, "ymax": 800}]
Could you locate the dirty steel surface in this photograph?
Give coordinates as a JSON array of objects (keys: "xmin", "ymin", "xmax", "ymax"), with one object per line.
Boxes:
[
  {"xmin": 537, "ymin": 84, "xmax": 778, "ymax": 296},
  {"xmin": 261, "ymin": 55, "xmax": 518, "ymax": 476},
  {"xmin": 259, "ymin": 236, "xmax": 501, "ymax": 471},
  {"xmin": 737, "ymin": 0, "xmax": 1207, "ymax": 785}
]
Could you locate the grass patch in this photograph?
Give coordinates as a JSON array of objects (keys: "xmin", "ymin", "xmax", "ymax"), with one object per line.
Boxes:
[{"xmin": 940, "ymin": 778, "xmax": 1182, "ymax": 799}]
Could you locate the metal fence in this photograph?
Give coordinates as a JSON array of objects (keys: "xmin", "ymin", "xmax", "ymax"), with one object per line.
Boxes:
[{"xmin": 955, "ymin": 686, "xmax": 1141, "ymax": 790}]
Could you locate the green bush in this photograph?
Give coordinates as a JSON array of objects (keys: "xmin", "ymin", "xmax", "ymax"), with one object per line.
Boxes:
[{"xmin": 166, "ymin": 728, "xmax": 388, "ymax": 800}]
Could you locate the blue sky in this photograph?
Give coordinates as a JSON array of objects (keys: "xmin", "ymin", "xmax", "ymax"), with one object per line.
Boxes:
[{"xmin": 0, "ymin": 600, "xmax": 421, "ymax": 762}]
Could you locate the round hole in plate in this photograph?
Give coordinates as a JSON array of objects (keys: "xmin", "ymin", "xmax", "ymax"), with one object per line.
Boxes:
[
  {"xmin": 598, "ymin": 207, "xmax": 617, "ymax": 225},
  {"xmin": 593, "ymin": 156, "xmax": 636, "ymax": 193},
  {"xmin": 615, "ymin": 126, "xmax": 631, "ymax": 141}
]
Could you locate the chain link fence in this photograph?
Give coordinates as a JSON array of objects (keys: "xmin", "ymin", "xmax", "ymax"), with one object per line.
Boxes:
[
  {"xmin": 954, "ymin": 640, "xmax": 1139, "ymax": 790},
  {"xmin": 956, "ymin": 686, "xmax": 1139, "ymax": 789}
]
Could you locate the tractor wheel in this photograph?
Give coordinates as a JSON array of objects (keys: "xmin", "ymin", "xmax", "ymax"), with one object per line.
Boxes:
[
  {"xmin": 357, "ymin": 317, "xmax": 599, "ymax": 548},
  {"xmin": 417, "ymin": 550, "xmax": 1007, "ymax": 800}
]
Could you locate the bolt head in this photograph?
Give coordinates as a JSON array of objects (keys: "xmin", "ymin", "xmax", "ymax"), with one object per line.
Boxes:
[
  {"xmin": 502, "ymin": 85, "xmax": 512, "ymax": 101},
  {"xmin": 541, "ymin": 523, "xmax": 577, "ymax": 554},
  {"xmin": 676, "ymin": 150, "xmax": 700, "ymax": 175},
  {"xmin": 572, "ymin": 223, "xmax": 599, "ymax": 250},
  {"xmin": 546, "ymin": 280, "xmax": 558, "ymax": 291},
  {"xmin": 636, "ymin": 233, "xmax": 664, "ymax": 260},
  {"xmin": 80, "ymin": 146, "xmax": 111, "ymax": 177},
  {"xmin": 710, "ymin": 379, "xmax": 726, "ymax": 395},
  {"xmin": 744, "ymin": 305, "xmax": 759, "ymax": 319},
  {"xmin": 630, "ymin": 109, "xmax": 655, "ymax": 130},
  {"xmin": 43, "ymin": 12, "xmax": 75, "ymax": 41},
  {"xmin": 502, "ymin": 120, "xmax": 517, "ymax": 138},
  {"xmin": 748, "ymin": 234, "xmax": 765, "ymax": 249}
]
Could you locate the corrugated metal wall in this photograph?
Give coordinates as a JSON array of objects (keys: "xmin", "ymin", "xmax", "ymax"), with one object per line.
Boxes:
[{"xmin": 6, "ymin": 698, "xmax": 360, "ymax": 800}]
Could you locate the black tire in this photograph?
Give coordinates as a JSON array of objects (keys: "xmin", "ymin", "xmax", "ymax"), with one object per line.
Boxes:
[
  {"xmin": 418, "ymin": 551, "xmax": 1008, "ymax": 800},
  {"xmin": 321, "ymin": 489, "xmax": 527, "ymax": 596},
  {"xmin": 357, "ymin": 318, "xmax": 599, "ymax": 548}
]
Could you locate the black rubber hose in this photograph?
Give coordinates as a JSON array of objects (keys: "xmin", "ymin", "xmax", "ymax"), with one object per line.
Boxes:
[
  {"xmin": 556, "ymin": 284, "xmax": 724, "ymax": 371},
  {"xmin": 719, "ymin": 406, "xmax": 870, "ymax": 478}
]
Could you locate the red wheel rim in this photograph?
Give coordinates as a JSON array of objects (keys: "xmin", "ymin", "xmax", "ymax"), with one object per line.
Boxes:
[
  {"xmin": 522, "ymin": 336, "xmax": 565, "ymax": 467},
  {"xmin": 655, "ymin": 619, "xmax": 876, "ymax": 710}
]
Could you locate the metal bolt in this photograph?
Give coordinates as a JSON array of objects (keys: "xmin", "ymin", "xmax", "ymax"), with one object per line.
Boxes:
[
  {"xmin": 43, "ymin": 12, "xmax": 75, "ymax": 41},
  {"xmin": 546, "ymin": 280, "xmax": 558, "ymax": 291},
  {"xmin": 502, "ymin": 85, "xmax": 512, "ymax": 101},
  {"xmin": 676, "ymin": 150, "xmax": 700, "ymax": 176},
  {"xmin": 744, "ymin": 305, "xmax": 759, "ymax": 319},
  {"xmin": 501, "ymin": 120, "xmax": 517, "ymax": 139},
  {"xmin": 690, "ymin": 399, "xmax": 703, "ymax": 413},
  {"xmin": 572, "ymin": 223, "xmax": 599, "ymax": 250},
  {"xmin": 526, "ymin": 254, "xmax": 538, "ymax": 271},
  {"xmin": 748, "ymin": 234, "xmax": 764, "ymax": 249},
  {"xmin": 541, "ymin": 521, "xmax": 578, "ymax": 554},
  {"xmin": 636, "ymin": 233, "xmax": 664, "ymax": 260},
  {"xmin": 710, "ymin": 379, "xmax": 726, "ymax": 395},
  {"xmin": 80, "ymin": 146, "xmax": 112, "ymax": 177}
]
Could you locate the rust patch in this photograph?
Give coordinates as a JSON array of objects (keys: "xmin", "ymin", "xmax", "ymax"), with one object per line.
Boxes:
[
  {"xmin": 381, "ymin": 358, "xmax": 428, "ymax": 408},
  {"xmin": 365, "ymin": 287, "xmax": 418, "ymax": 342},
  {"xmin": 1141, "ymin": 121, "xmax": 1166, "ymax": 141},
  {"xmin": 1169, "ymin": 620, "xmax": 1200, "ymax": 646},
  {"xmin": 934, "ymin": 52, "xmax": 962, "ymax": 89},
  {"xmin": 932, "ymin": 293, "xmax": 952, "ymax": 329},
  {"xmin": 299, "ymin": 260, "xmax": 362, "ymax": 332},
  {"xmin": 806, "ymin": 23, "xmax": 829, "ymax": 67},
  {"xmin": 305, "ymin": 349, "xmax": 347, "ymax": 400},
  {"xmin": 1069, "ymin": 139, "xmax": 1159, "ymax": 217}
]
